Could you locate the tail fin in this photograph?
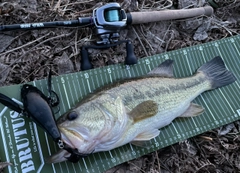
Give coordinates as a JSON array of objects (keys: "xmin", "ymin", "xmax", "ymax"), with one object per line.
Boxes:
[{"xmin": 197, "ymin": 56, "xmax": 236, "ymax": 89}]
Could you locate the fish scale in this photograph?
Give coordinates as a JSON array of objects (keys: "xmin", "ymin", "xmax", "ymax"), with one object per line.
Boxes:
[{"xmin": 118, "ymin": 74, "xmax": 209, "ymax": 110}]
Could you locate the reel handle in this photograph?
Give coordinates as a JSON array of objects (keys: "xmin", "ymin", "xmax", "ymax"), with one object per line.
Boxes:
[
  {"xmin": 81, "ymin": 48, "xmax": 93, "ymax": 70},
  {"xmin": 125, "ymin": 41, "xmax": 137, "ymax": 65}
]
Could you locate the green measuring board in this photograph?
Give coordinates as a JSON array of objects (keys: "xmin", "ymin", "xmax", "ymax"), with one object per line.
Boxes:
[{"xmin": 0, "ymin": 35, "xmax": 240, "ymax": 173}]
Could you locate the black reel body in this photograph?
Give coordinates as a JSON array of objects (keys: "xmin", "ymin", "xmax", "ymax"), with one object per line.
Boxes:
[
  {"xmin": 93, "ymin": 3, "xmax": 127, "ymax": 44},
  {"xmin": 81, "ymin": 3, "xmax": 137, "ymax": 70}
]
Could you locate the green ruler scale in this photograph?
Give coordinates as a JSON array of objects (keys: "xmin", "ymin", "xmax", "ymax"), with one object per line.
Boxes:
[{"xmin": 0, "ymin": 35, "xmax": 240, "ymax": 173}]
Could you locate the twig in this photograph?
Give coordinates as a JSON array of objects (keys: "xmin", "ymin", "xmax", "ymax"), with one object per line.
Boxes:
[
  {"xmin": 32, "ymin": 31, "xmax": 73, "ymax": 49},
  {"xmin": 76, "ymin": 2, "xmax": 103, "ymax": 14},
  {"xmin": 53, "ymin": 0, "xmax": 62, "ymax": 11},
  {"xmin": 139, "ymin": 25, "xmax": 154, "ymax": 51},
  {"xmin": 132, "ymin": 26, "xmax": 149, "ymax": 57},
  {"xmin": 20, "ymin": 64, "xmax": 51, "ymax": 83},
  {"xmin": 155, "ymin": 151, "xmax": 161, "ymax": 173},
  {"xmin": 128, "ymin": 161, "xmax": 146, "ymax": 173},
  {"xmin": 194, "ymin": 163, "xmax": 215, "ymax": 173},
  {"xmin": 0, "ymin": 32, "xmax": 51, "ymax": 57},
  {"xmin": 0, "ymin": 32, "xmax": 73, "ymax": 76},
  {"xmin": 199, "ymin": 136, "xmax": 213, "ymax": 141},
  {"xmin": 59, "ymin": 0, "xmax": 94, "ymax": 8}
]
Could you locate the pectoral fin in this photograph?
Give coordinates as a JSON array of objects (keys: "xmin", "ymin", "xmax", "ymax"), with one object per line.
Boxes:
[
  {"xmin": 133, "ymin": 129, "xmax": 160, "ymax": 141},
  {"xmin": 131, "ymin": 141, "xmax": 149, "ymax": 147},
  {"xmin": 129, "ymin": 100, "xmax": 158, "ymax": 122},
  {"xmin": 0, "ymin": 162, "xmax": 12, "ymax": 171},
  {"xmin": 180, "ymin": 103, "xmax": 204, "ymax": 117},
  {"xmin": 45, "ymin": 149, "xmax": 69, "ymax": 163}
]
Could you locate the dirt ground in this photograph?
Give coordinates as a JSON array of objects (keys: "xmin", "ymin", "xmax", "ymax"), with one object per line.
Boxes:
[{"xmin": 0, "ymin": 0, "xmax": 240, "ymax": 172}]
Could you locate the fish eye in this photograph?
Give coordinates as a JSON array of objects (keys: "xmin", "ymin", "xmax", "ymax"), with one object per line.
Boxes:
[{"xmin": 67, "ymin": 112, "xmax": 78, "ymax": 121}]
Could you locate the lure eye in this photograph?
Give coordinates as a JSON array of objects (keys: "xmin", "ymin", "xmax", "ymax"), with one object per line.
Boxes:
[{"xmin": 67, "ymin": 112, "xmax": 78, "ymax": 121}]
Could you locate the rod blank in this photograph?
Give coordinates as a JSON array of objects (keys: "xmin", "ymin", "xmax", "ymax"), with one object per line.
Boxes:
[{"xmin": 0, "ymin": 17, "xmax": 92, "ymax": 31}]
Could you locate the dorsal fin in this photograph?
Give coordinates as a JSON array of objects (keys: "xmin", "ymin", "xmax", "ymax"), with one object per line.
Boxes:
[{"xmin": 148, "ymin": 59, "xmax": 174, "ymax": 77}]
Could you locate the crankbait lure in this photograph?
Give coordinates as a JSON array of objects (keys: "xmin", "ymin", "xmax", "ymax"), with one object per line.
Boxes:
[{"xmin": 0, "ymin": 71, "xmax": 84, "ymax": 162}]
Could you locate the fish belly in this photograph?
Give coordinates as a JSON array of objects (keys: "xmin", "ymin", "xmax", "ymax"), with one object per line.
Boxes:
[{"xmin": 112, "ymin": 100, "xmax": 191, "ymax": 148}]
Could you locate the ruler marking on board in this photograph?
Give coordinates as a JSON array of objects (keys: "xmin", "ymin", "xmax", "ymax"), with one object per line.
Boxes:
[
  {"xmin": 125, "ymin": 65, "xmax": 132, "ymax": 77},
  {"xmin": 190, "ymin": 117, "xmax": 199, "ymax": 130},
  {"xmin": 89, "ymin": 72, "xmax": 96, "ymax": 90},
  {"xmin": 183, "ymin": 49, "xmax": 191, "ymax": 72},
  {"xmin": 61, "ymin": 77, "xmax": 71, "ymax": 109},
  {"xmin": 71, "ymin": 74, "xmax": 79, "ymax": 101},
  {"xmin": 175, "ymin": 120, "xmax": 186, "ymax": 136},
  {"xmin": 130, "ymin": 65, "xmax": 136, "ymax": 76},
  {"xmin": 182, "ymin": 49, "xmax": 201, "ymax": 131},
  {"xmin": 219, "ymin": 89, "xmax": 235, "ymax": 112},
  {"xmin": 214, "ymin": 42, "xmax": 240, "ymax": 111},
  {"xmin": 138, "ymin": 62, "xmax": 144, "ymax": 75},
  {"xmin": 224, "ymin": 39, "xmax": 240, "ymax": 89},
  {"xmin": 97, "ymin": 152, "xmax": 106, "ymax": 170},
  {"xmin": 76, "ymin": 74, "xmax": 83, "ymax": 100},
  {"xmin": 112, "ymin": 67, "xmax": 117, "ymax": 81},
  {"xmin": 180, "ymin": 50, "xmax": 202, "ymax": 131},
  {"xmin": 229, "ymin": 37, "xmax": 240, "ymax": 55},
  {"xmin": 108, "ymin": 151, "xmax": 113, "ymax": 158},
  {"xmin": 135, "ymin": 64, "xmax": 140, "ymax": 76},
  {"xmin": 99, "ymin": 71, "xmax": 104, "ymax": 86},
  {"xmin": 171, "ymin": 123, "xmax": 180, "ymax": 138},
  {"xmin": 92, "ymin": 154, "xmax": 101, "ymax": 173},
  {"xmin": 55, "ymin": 80, "xmax": 66, "ymax": 113},
  {"xmin": 129, "ymin": 143, "xmax": 135, "ymax": 153},
  {"xmin": 201, "ymin": 95, "xmax": 216, "ymax": 120},
  {"xmin": 160, "ymin": 126, "xmax": 167, "ymax": 144},
  {"xmin": 197, "ymin": 110, "xmax": 206, "ymax": 129},
  {"xmin": 66, "ymin": 76, "xmax": 75, "ymax": 105},
  {"xmin": 71, "ymin": 162, "xmax": 77, "ymax": 173},
  {"xmin": 84, "ymin": 72, "xmax": 92, "ymax": 93},
  {"xmin": 95, "ymin": 70, "xmax": 101, "ymax": 88},
  {"xmin": 164, "ymin": 126, "xmax": 172, "ymax": 144},
  {"xmin": 114, "ymin": 148, "xmax": 122, "ymax": 162},
  {"xmin": 82, "ymin": 158, "xmax": 89, "ymax": 173},
  {"xmin": 198, "ymin": 99, "xmax": 211, "ymax": 125}
]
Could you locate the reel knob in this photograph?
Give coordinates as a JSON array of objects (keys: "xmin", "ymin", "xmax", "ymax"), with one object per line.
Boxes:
[
  {"xmin": 81, "ymin": 47, "xmax": 92, "ymax": 70},
  {"xmin": 125, "ymin": 41, "xmax": 137, "ymax": 65}
]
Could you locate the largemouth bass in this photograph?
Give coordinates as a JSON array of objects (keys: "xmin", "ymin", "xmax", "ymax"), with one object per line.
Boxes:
[{"xmin": 47, "ymin": 56, "xmax": 236, "ymax": 163}]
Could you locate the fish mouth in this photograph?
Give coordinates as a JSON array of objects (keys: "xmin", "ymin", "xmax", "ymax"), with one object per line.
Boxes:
[
  {"xmin": 59, "ymin": 126, "xmax": 85, "ymax": 149},
  {"xmin": 60, "ymin": 130, "xmax": 74, "ymax": 148}
]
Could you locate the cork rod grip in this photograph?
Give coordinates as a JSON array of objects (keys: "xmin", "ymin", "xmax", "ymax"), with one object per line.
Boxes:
[{"xmin": 129, "ymin": 6, "xmax": 213, "ymax": 24}]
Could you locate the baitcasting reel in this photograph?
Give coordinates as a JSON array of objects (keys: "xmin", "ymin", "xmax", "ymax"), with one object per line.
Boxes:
[
  {"xmin": 93, "ymin": 3, "xmax": 128, "ymax": 44},
  {"xmin": 81, "ymin": 3, "xmax": 137, "ymax": 70}
]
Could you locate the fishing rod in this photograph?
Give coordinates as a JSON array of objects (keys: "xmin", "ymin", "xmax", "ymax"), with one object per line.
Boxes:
[{"xmin": 0, "ymin": 3, "xmax": 214, "ymax": 70}]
